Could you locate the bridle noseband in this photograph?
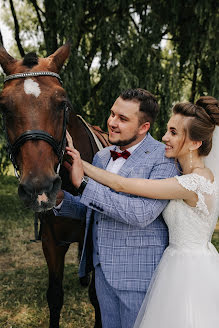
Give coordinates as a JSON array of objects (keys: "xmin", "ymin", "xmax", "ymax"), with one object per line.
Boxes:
[{"xmin": 3, "ymin": 71, "xmax": 68, "ymax": 179}]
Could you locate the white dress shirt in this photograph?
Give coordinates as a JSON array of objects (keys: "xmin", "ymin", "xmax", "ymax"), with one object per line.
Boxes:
[{"xmin": 106, "ymin": 136, "xmax": 146, "ymax": 173}]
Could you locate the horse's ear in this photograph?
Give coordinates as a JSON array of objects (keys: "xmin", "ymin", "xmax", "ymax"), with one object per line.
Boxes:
[
  {"xmin": 47, "ymin": 42, "xmax": 71, "ymax": 73},
  {"xmin": 0, "ymin": 44, "xmax": 17, "ymax": 75}
]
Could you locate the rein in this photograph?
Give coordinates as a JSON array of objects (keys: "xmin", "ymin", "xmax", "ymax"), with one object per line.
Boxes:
[{"xmin": 3, "ymin": 71, "xmax": 67, "ymax": 179}]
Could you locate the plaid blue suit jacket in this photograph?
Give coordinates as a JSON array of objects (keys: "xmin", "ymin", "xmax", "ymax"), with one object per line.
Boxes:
[{"xmin": 54, "ymin": 133, "xmax": 178, "ymax": 292}]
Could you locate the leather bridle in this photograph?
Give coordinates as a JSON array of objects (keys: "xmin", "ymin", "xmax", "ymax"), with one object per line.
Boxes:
[{"xmin": 3, "ymin": 71, "xmax": 68, "ymax": 179}]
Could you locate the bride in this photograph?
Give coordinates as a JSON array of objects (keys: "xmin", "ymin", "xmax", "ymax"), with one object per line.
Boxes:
[{"xmin": 65, "ymin": 95, "xmax": 219, "ymax": 327}]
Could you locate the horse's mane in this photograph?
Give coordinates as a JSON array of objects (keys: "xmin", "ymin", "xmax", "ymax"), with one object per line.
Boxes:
[{"xmin": 22, "ymin": 52, "xmax": 38, "ymax": 68}]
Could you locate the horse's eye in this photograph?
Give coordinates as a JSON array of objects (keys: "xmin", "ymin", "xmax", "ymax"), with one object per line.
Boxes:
[
  {"xmin": 65, "ymin": 101, "xmax": 72, "ymax": 112},
  {"xmin": 1, "ymin": 103, "xmax": 16, "ymax": 119},
  {"xmin": 4, "ymin": 109, "xmax": 14, "ymax": 121},
  {"xmin": 0, "ymin": 103, "xmax": 6, "ymax": 113},
  {"xmin": 57, "ymin": 101, "xmax": 68, "ymax": 111}
]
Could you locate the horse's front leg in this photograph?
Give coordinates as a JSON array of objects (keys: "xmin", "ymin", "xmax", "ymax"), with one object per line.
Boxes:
[{"xmin": 41, "ymin": 218, "xmax": 69, "ymax": 328}]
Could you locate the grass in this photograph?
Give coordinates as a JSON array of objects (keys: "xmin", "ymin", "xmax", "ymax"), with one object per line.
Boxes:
[
  {"xmin": 0, "ymin": 175, "xmax": 94, "ymax": 328},
  {"xmin": 212, "ymin": 231, "xmax": 219, "ymax": 251},
  {"xmin": 0, "ymin": 174, "xmax": 219, "ymax": 328}
]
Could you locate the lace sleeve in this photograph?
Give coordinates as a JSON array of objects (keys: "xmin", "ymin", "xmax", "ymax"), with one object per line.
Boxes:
[
  {"xmin": 175, "ymin": 174, "xmax": 199, "ymax": 192},
  {"xmin": 175, "ymin": 173, "xmax": 216, "ymax": 216}
]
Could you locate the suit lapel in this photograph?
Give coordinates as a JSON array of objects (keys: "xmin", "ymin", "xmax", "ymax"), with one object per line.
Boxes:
[
  {"xmin": 97, "ymin": 146, "xmax": 115, "ymax": 169},
  {"xmin": 118, "ymin": 133, "xmax": 159, "ymax": 177}
]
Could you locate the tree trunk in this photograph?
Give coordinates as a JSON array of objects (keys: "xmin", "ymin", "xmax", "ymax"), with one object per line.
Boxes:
[
  {"xmin": 44, "ymin": 0, "xmax": 58, "ymax": 54},
  {"xmin": 189, "ymin": 57, "xmax": 199, "ymax": 103},
  {"xmin": 0, "ymin": 29, "xmax": 3, "ymax": 46}
]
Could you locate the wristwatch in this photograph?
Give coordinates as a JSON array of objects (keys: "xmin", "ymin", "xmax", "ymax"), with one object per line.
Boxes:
[{"xmin": 77, "ymin": 176, "xmax": 89, "ymax": 195}]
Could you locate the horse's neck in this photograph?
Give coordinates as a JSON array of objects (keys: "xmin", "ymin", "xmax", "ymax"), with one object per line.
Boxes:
[
  {"xmin": 60, "ymin": 112, "xmax": 107, "ymax": 194},
  {"xmin": 67, "ymin": 113, "xmax": 98, "ymax": 163},
  {"xmin": 68, "ymin": 113, "xmax": 81, "ymax": 138}
]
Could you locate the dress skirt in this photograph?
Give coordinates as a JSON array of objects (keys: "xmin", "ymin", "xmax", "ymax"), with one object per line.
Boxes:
[{"xmin": 134, "ymin": 243, "xmax": 219, "ymax": 328}]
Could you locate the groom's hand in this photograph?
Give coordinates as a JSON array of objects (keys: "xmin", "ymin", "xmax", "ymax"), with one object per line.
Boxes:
[
  {"xmin": 64, "ymin": 146, "xmax": 84, "ymax": 188},
  {"xmin": 64, "ymin": 130, "xmax": 84, "ymax": 188}
]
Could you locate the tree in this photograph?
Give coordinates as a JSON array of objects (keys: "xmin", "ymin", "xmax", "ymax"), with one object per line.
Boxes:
[
  {"xmin": 151, "ymin": 0, "xmax": 219, "ymax": 102},
  {"xmin": 0, "ymin": 0, "xmax": 218, "ymax": 174},
  {"xmin": 0, "ymin": 29, "xmax": 3, "ymax": 45},
  {"xmin": 42, "ymin": 0, "xmax": 182, "ymax": 139}
]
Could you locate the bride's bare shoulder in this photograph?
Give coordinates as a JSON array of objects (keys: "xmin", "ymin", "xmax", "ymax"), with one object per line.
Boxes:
[{"xmin": 192, "ymin": 167, "xmax": 214, "ymax": 183}]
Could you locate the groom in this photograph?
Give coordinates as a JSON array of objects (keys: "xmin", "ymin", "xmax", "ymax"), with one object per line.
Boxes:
[{"xmin": 54, "ymin": 88, "xmax": 178, "ymax": 328}]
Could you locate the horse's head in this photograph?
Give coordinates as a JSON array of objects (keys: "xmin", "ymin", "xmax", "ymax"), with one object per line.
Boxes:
[{"xmin": 0, "ymin": 43, "xmax": 71, "ymax": 212}]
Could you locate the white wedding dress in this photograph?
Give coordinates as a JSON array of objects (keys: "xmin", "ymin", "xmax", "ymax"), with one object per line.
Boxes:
[{"xmin": 134, "ymin": 173, "xmax": 219, "ymax": 328}]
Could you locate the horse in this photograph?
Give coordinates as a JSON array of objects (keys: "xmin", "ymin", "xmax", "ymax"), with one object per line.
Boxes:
[{"xmin": 0, "ymin": 42, "xmax": 107, "ymax": 328}]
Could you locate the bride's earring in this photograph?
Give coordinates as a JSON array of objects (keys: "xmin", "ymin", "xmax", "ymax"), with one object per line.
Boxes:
[{"xmin": 190, "ymin": 150, "xmax": 193, "ymax": 169}]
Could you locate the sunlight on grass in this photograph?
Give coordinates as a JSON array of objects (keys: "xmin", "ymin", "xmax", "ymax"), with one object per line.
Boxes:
[
  {"xmin": 0, "ymin": 263, "xmax": 94, "ymax": 328},
  {"xmin": 0, "ymin": 175, "xmax": 94, "ymax": 328}
]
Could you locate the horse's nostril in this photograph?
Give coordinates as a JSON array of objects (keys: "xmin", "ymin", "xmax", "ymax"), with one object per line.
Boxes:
[
  {"xmin": 18, "ymin": 182, "xmax": 32, "ymax": 197},
  {"xmin": 18, "ymin": 175, "xmax": 61, "ymax": 200}
]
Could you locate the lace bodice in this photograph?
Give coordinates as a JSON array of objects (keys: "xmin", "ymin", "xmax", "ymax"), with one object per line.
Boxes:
[{"xmin": 163, "ymin": 173, "xmax": 218, "ymax": 250}]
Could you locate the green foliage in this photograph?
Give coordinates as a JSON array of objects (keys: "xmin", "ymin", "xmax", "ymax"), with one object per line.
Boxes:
[
  {"xmin": 0, "ymin": 0, "xmax": 218, "ymax": 172},
  {"xmin": 1, "ymin": 0, "xmax": 45, "ymax": 56},
  {"xmin": 0, "ymin": 114, "xmax": 10, "ymax": 176},
  {"xmin": 151, "ymin": 0, "xmax": 219, "ymax": 101},
  {"xmin": 54, "ymin": 0, "xmax": 184, "ymax": 134}
]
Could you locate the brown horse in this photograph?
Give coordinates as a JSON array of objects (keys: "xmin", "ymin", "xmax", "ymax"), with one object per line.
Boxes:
[{"xmin": 0, "ymin": 43, "xmax": 104, "ymax": 327}]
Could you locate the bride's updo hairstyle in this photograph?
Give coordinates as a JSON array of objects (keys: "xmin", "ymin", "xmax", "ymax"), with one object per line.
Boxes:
[{"xmin": 172, "ymin": 96, "xmax": 219, "ymax": 156}]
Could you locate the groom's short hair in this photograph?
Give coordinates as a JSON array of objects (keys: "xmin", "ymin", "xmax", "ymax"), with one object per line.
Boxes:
[{"xmin": 120, "ymin": 88, "xmax": 159, "ymax": 127}]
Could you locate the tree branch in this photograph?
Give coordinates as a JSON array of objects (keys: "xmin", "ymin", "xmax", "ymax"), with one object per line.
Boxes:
[
  {"xmin": 44, "ymin": 0, "xmax": 58, "ymax": 53},
  {"xmin": 27, "ymin": 0, "xmax": 44, "ymax": 14},
  {"xmin": 28, "ymin": 0, "xmax": 45, "ymax": 37},
  {"xmin": 129, "ymin": 13, "xmax": 140, "ymax": 33},
  {"xmin": 0, "ymin": 29, "xmax": 3, "ymax": 46},
  {"xmin": 9, "ymin": 0, "xmax": 25, "ymax": 57},
  {"xmin": 189, "ymin": 57, "xmax": 199, "ymax": 102}
]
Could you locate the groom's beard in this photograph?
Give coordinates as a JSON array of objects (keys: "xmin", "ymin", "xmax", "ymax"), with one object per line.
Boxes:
[{"xmin": 108, "ymin": 134, "xmax": 138, "ymax": 147}]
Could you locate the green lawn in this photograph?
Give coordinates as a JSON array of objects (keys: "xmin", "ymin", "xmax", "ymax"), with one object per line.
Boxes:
[
  {"xmin": 0, "ymin": 175, "xmax": 94, "ymax": 328},
  {"xmin": 0, "ymin": 175, "xmax": 219, "ymax": 328},
  {"xmin": 212, "ymin": 231, "xmax": 219, "ymax": 251}
]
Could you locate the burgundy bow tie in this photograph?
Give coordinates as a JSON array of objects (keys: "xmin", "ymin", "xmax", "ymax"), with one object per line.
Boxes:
[{"xmin": 110, "ymin": 150, "xmax": 131, "ymax": 161}]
